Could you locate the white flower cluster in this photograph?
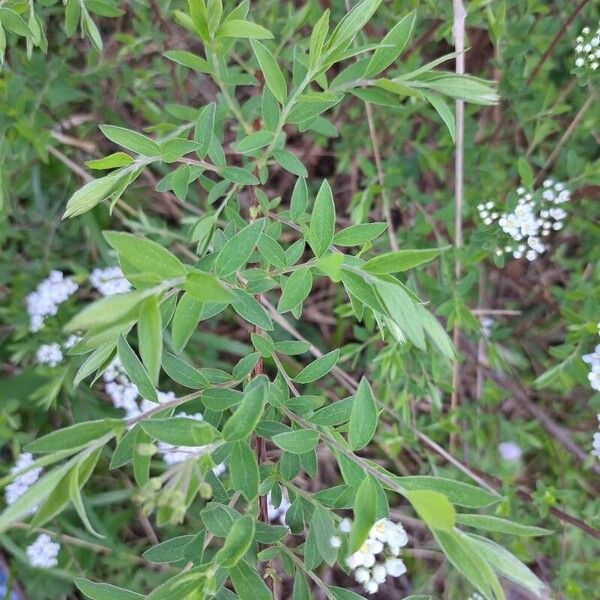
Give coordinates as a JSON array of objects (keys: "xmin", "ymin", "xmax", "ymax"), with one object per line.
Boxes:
[
  {"xmin": 478, "ymin": 180, "xmax": 570, "ymax": 262},
  {"xmin": 25, "ymin": 270, "xmax": 78, "ymax": 332},
  {"xmin": 575, "ymin": 25, "xmax": 600, "ymax": 72},
  {"xmin": 26, "ymin": 534, "xmax": 60, "ymax": 569},
  {"xmin": 582, "ymin": 344, "xmax": 600, "ymax": 392},
  {"xmin": 89, "ymin": 266, "xmax": 131, "ymax": 296},
  {"xmin": 36, "ymin": 335, "xmax": 82, "ymax": 367},
  {"xmin": 5, "ymin": 453, "xmax": 43, "ymax": 512},
  {"xmin": 336, "ymin": 518, "xmax": 408, "ymax": 595}
]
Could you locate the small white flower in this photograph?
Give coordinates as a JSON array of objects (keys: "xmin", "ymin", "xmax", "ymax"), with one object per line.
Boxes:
[
  {"xmin": 26, "ymin": 534, "xmax": 60, "ymax": 569},
  {"xmin": 575, "ymin": 57, "xmax": 585, "ymax": 67},
  {"xmin": 330, "ymin": 536, "xmax": 341, "ymax": 548},
  {"xmin": 364, "ymin": 581, "xmax": 379, "ymax": 594},
  {"xmin": 588, "ymin": 369, "xmax": 600, "ymax": 392},
  {"xmin": 385, "ymin": 557, "xmax": 407, "ymax": 577},
  {"xmin": 371, "ymin": 564, "xmax": 387, "ymax": 584},
  {"xmin": 498, "ymin": 441, "xmax": 522, "ymax": 461},
  {"xmin": 339, "ymin": 517, "xmax": 352, "ymax": 533},
  {"xmin": 354, "ymin": 567, "xmax": 371, "ymax": 584}
]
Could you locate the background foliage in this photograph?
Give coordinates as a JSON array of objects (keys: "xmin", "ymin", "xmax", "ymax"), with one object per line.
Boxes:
[{"xmin": 0, "ymin": 0, "xmax": 599, "ymax": 599}]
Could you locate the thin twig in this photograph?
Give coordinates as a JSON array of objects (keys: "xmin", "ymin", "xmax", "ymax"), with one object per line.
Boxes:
[{"xmin": 450, "ymin": 0, "xmax": 466, "ymax": 452}]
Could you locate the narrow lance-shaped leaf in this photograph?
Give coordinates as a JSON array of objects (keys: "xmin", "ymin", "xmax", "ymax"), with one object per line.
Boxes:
[
  {"xmin": 117, "ymin": 334, "xmax": 158, "ymax": 401},
  {"xmin": 138, "ymin": 296, "xmax": 162, "ymax": 385},
  {"xmin": 250, "ymin": 39, "xmax": 287, "ymax": 104},
  {"xmin": 215, "ymin": 218, "xmax": 265, "ymax": 277},
  {"xmin": 364, "ymin": 11, "xmax": 416, "ymax": 77},
  {"xmin": 309, "ymin": 180, "xmax": 335, "ymax": 257},
  {"xmin": 348, "ymin": 475, "xmax": 377, "ymax": 552},
  {"xmin": 348, "ymin": 377, "xmax": 378, "ymax": 450}
]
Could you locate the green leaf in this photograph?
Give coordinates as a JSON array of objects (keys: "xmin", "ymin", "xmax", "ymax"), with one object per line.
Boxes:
[
  {"xmin": 66, "ymin": 290, "xmax": 145, "ymax": 332},
  {"xmin": 272, "ymin": 429, "xmax": 319, "ymax": 454},
  {"xmin": 517, "ymin": 156, "xmax": 534, "ymax": 189},
  {"xmin": 456, "ymin": 514, "xmax": 552, "ymax": 537},
  {"xmin": 170, "ymin": 293, "xmax": 202, "ymax": 352},
  {"xmin": 141, "ymin": 417, "xmax": 217, "ymax": 446},
  {"xmin": 74, "ymin": 578, "xmax": 144, "ymax": 600},
  {"xmin": 274, "ymin": 340, "xmax": 311, "ymax": 355},
  {"xmin": 407, "ymin": 489, "xmax": 456, "ymax": 531},
  {"xmin": 201, "ymin": 502, "xmax": 237, "ymax": 537},
  {"xmin": 163, "ymin": 50, "xmax": 211, "ymax": 72},
  {"xmin": 143, "ymin": 535, "xmax": 195, "ymax": 564},
  {"xmin": 433, "ymin": 530, "xmax": 504, "ymax": 600},
  {"xmin": 161, "ymin": 138, "xmax": 201, "ymax": 163},
  {"xmin": 293, "ymin": 349, "xmax": 339, "ymax": 383},
  {"xmin": 399, "ymin": 476, "xmax": 501, "ymax": 508},
  {"xmin": 195, "ymin": 103, "xmax": 215, "ymax": 158},
  {"xmin": 293, "ymin": 570, "xmax": 310, "ymax": 600},
  {"xmin": 26, "ymin": 420, "xmax": 121, "ymax": 453},
  {"xmin": 289, "ymin": 177, "xmax": 308, "ymax": 221},
  {"xmin": 117, "ymin": 335, "xmax": 158, "ymax": 402},
  {"xmin": 162, "ymin": 352, "xmax": 208, "ymax": 389},
  {"xmin": 326, "ymin": 0, "xmax": 381, "ymax": 57},
  {"xmin": 228, "ymin": 442, "xmax": 260, "ymax": 501},
  {"xmin": 215, "ymin": 218, "xmax": 265, "ymax": 277},
  {"xmin": 272, "ymin": 149, "xmax": 308, "ymax": 177},
  {"xmin": 467, "ymin": 534, "xmax": 546, "ymax": 597},
  {"xmin": 63, "ymin": 172, "xmax": 126, "ymax": 218},
  {"xmin": 257, "ymin": 233, "xmax": 287, "ymax": 269},
  {"xmin": 376, "ymin": 281, "xmax": 426, "ymax": 350},
  {"xmin": 422, "ymin": 75, "xmax": 498, "ymax": 106},
  {"xmin": 184, "ymin": 271, "xmax": 233, "ymax": 303},
  {"xmin": 422, "ymin": 92, "xmax": 455, "ymax": 143},
  {"xmin": 250, "ymin": 40, "xmax": 287, "ymax": 104},
  {"xmin": 99, "ymin": 125, "xmax": 161, "ymax": 156},
  {"xmin": 138, "ymin": 296, "xmax": 162, "ymax": 385},
  {"xmin": 217, "ymin": 19, "xmax": 273, "ymax": 39},
  {"xmin": 363, "ymin": 246, "xmax": 449, "ymax": 274},
  {"xmin": 348, "ymin": 377, "xmax": 377, "ymax": 450},
  {"xmin": 231, "ymin": 289, "xmax": 273, "ymax": 330},
  {"xmin": 86, "ymin": 152, "xmax": 134, "ymax": 170},
  {"xmin": 309, "ymin": 505, "xmax": 336, "ymax": 566},
  {"xmin": 69, "ymin": 451, "xmax": 104, "ymax": 538},
  {"xmin": 222, "ymin": 376, "xmax": 267, "ymax": 441},
  {"xmin": 232, "ymin": 130, "xmax": 273, "ymax": 154},
  {"xmin": 215, "ymin": 514, "xmax": 255, "ymax": 566},
  {"xmin": 229, "ymin": 560, "xmax": 271, "ymax": 600},
  {"xmin": 0, "ymin": 8, "xmax": 31, "ymax": 36},
  {"xmin": 187, "ymin": 0, "xmax": 209, "ymax": 41},
  {"xmin": 333, "ymin": 222, "xmax": 387, "ymax": 246},
  {"xmin": 171, "ymin": 164, "xmax": 190, "ymax": 200},
  {"xmin": 364, "ymin": 11, "xmax": 416, "ymax": 77},
  {"xmin": 221, "ymin": 166, "xmax": 259, "ymax": 185},
  {"xmin": 309, "ymin": 180, "xmax": 335, "ymax": 257},
  {"xmin": 278, "ymin": 268, "xmax": 313, "ymax": 313},
  {"xmin": 348, "ymin": 476, "xmax": 377, "ymax": 552},
  {"xmin": 104, "ymin": 231, "xmax": 186, "ymax": 279},
  {"xmin": 309, "ymin": 10, "xmax": 329, "ymax": 68}
]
